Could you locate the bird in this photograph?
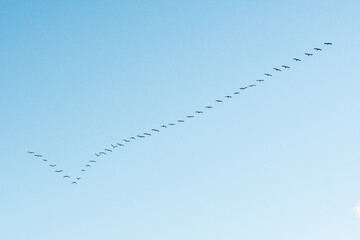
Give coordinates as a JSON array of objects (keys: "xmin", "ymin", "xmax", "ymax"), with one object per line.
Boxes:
[
  {"xmin": 215, "ymin": 100, "xmax": 223, "ymax": 102},
  {"xmin": 42, "ymin": 159, "xmax": 48, "ymax": 162},
  {"xmin": 186, "ymin": 115, "xmax": 194, "ymax": 118},
  {"xmin": 117, "ymin": 143, "xmax": 124, "ymax": 147},
  {"xmin": 239, "ymin": 87, "xmax": 247, "ymax": 90},
  {"xmin": 89, "ymin": 160, "xmax": 96, "ymax": 163},
  {"xmin": 49, "ymin": 164, "xmax": 56, "ymax": 167},
  {"xmin": 76, "ymin": 177, "xmax": 81, "ymax": 180},
  {"xmin": 104, "ymin": 149, "xmax": 112, "ymax": 152},
  {"xmin": 225, "ymin": 96, "xmax": 232, "ymax": 98},
  {"xmin": 151, "ymin": 129, "xmax": 160, "ymax": 132},
  {"xmin": 205, "ymin": 106, "xmax": 213, "ymax": 109},
  {"xmin": 34, "ymin": 154, "xmax": 42, "ymax": 157},
  {"xmin": 264, "ymin": 73, "xmax": 272, "ymax": 76},
  {"xmin": 234, "ymin": 92, "xmax": 240, "ymax": 94},
  {"xmin": 177, "ymin": 120, "xmax": 184, "ymax": 123},
  {"xmin": 27, "ymin": 151, "xmax": 34, "ymax": 154},
  {"xmin": 85, "ymin": 165, "xmax": 91, "ymax": 168},
  {"xmin": 137, "ymin": 135, "xmax": 145, "ymax": 138},
  {"xmin": 324, "ymin": 42, "xmax": 332, "ymax": 45},
  {"xmin": 256, "ymin": 79, "xmax": 264, "ymax": 82},
  {"xmin": 123, "ymin": 139, "xmax": 130, "ymax": 142},
  {"xmin": 130, "ymin": 137, "xmax": 136, "ymax": 140},
  {"xmin": 314, "ymin": 47, "xmax": 322, "ymax": 51},
  {"xmin": 144, "ymin": 133, "xmax": 151, "ymax": 136},
  {"xmin": 111, "ymin": 144, "xmax": 118, "ymax": 148},
  {"xmin": 169, "ymin": 123, "xmax": 175, "ymax": 126},
  {"xmin": 63, "ymin": 175, "xmax": 70, "ymax": 178},
  {"xmin": 71, "ymin": 182, "xmax": 77, "ymax": 184},
  {"xmin": 248, "ymin": 84, "xmax": 256, "ymax": 87},
  {"xmin": 195, "ymin": 111, "xmax": 203, "ymax": 114},
  {"xmin": 161, "ymin": 125, "xmax": 167, "ymax": 128},
  {"xmin": 81, "ymin": 169, "xmax": 85, "ymax": 172},
  {"xmin": 55, "ymin": 170, "xmax": 63, "ymax": 173},
  {"xmin": 305, "ymin": 53, "xmax": 313, "ymax": 56},
  {"xmin": 293, "ymin": 58, "xmax": 301, "ymax": 61},
  {"xmin": 273, "ymin": 68, "xmax": 281, "ymax": 71},
  {"xmin": 282, "ymin": 65, "xmax": 290, "ymax": 68},
  {"xmin": 99, "ymin": 152, "xmax": 106, "ymax": 155},
  {"xmin": 95, "ymin": 153, "xmax": 100, "ymax": 157}
]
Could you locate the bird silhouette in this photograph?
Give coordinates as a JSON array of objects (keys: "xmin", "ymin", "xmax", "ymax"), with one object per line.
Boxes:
[
  {"xmin": 248, "ymin": 84, "xmax": 256, "ymax": 87},
  {"xmin": 34, "ymin": 154, "xmax": 42, "ymax": 157},
  {"xmin": 130, "ymin": 137, "xmax": 136, "ymax": 140},
  {"xmin": 85, "ymin": 165, "xmax": 91, "ymax": 168},
  {"xmin": 123, "ymin": 139, "xmax": 130, "ymax": 142},
  {"xmin": 99, "ymin": 152, "xmax": 106, "ymax": 155},
  {"xmin": 27, "ymin": 151, "xmax": 34, "ymax": 154},
  {"xmin": 144, "ymin": 133, "xmax": 151, "ymax": 136},
  {"xmin": 324, "ymin": 42, "xmax": 332, "ymax": 45},
  {"xmin": 305, "ymin": 53, "xmax": 313, "ymax": 56},
  {"xmin": 215, "ymin": 100, "xmax": 223, "ymax": 102},
  {"xmin": 177, "ymin": 120, "xmax": 184, "ymax": 123},
  {"xmin": 104, "ymin": 149, "xmax": 112, "ymax": 152},
  {"xmin": 205, "ymin": 106, "xmax": 213, "ymax": 109},
  {"xmin": 234, "ymin": 92, "xmax": 240, "ymax": 94},
  {"xmin": 137, "ymin": 135, "xmax": 145, "ymax": 138},
  {"xmin": 63, "ymin": 175, "xmax": 70, "ymax": 178},
  {"xmin": 256, "ymin": 79, "xmax": 264, "ymax": 82},
  {"xmin": 111, "ymin": 144, "xmax": 118, "ymax": 148},
  {"xmin": 55, "ymin": 170, "xmax": 63, "ymax": 173},
  {"xmin": 282, "ymin": 65, "xmax": 290, "ymax": 68},
  {"xmin": 293, "ymin": 58, "xmax": 301, "ymax": 61},
  {"xmin": 195, "ymin": 111, "xmax": 203, "ymax": 114},
  {"xmin": 76, "ymin": 177, "xmax": 81, "ymax": 180},
  {"xmin": 117, "ymin": 143, "xmax": 124, "ymax": 147},
  {"xmin": 161, "ymin": 125, "xmax": 167, "ymax": 128},
  {"xmin": 49, "ymin": 164, "xmax": 56, "ymax": 167},
  {"xmin": 186, "ymin": 115, "xmax": 194, "ymax": 118},
  {"xmin": 225, "ymin": 96, "xmax": 232, "ymax": 98},
  {"xmin": 89, "ymin": 160, "xmax": 96, "ymax": 163},
  {"xmin": 81, "ymin": 169, "xmax": 85, "ymax": 172},
  {"xmin": 273, "ymin": 68, "xmax": 281, "ymax": 71},
  {"xmin": 264, "ymin": 73, "xmax": 272, "ymax": 76},
  {"xmin": 169, "ymin": 123, "xmax": 175, "ymax": 126},
  {"xmin": 71, "ymin": 182, "xmax": 77, "ymax": 184},
  {"xmin": 151, "ymin": 129, "xmax": 160, "ymax": 132},
  {"xmin": 239, "ymin": 87, "xmax": 247, "ymax": 90},
  {"xmin": 314, "ymin": 48, "xmax": 322, "ymax": 51}
]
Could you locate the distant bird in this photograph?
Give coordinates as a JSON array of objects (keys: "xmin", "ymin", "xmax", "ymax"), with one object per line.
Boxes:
[
  {"xmin": 85, "ymin": 165, "xmax": 91, "ymax": 168},
  {"xmin": 305, "ymin": 53, "xmax": 313, "ymax": 56},
  {"xmin": 137, "ymin": 135, "xmax": 145, "ymax": 138},
  {"xmin": 314, "ymin": 47, "xmax": 322, "ymax": 51},
  {"xmin": 239, "ymin": 87, "xmax": 247, "ymax": 90},
  {"xmin": 161, "ymin": 125, "xmax": 167, "ymax": 128},
  {"xmin": 195, "ymin": 111, "xmax": 203, "ymax": 114},
  {"xmin": 123, "ymin": 139, "xmax": 130, "ymax": 143},
  {"xmin": 55, "ymin": 170, "xmax": 63, "ymax": 173},
  {"xmin": 256, "ymin": 79, "xmax": 264, "ymax": 82},
  {"xmin": 130, "ymin": 137, "xmax": 136, "ymax": 140},
  {"xmin": 117, "ymin": 143, "xmax": 124, "ymax": 147},
  {"xmin": 169, "ymin": 123, "xmax": 175, "ymax": 126},
  {"xmin": 186, "ymin": 115, "xmax": 194, "ymax": 118},
  {"xmin": 151, "ymin": 129, "xmax": 160, "ymax": 132},
  {"xmin": 264, "ymin": 73, "xmax": 272, "ymax": 76},
  {"xmin": 34, "ymin": 154, "xmax": 42, "ymax": 157},
  {"xmin": 225, "ymin": 95, "xmax": 232, "ymax": 98},
  {"xmin": 324, "ymin": 42, "xmax": 332, "ymax": 45},
  {"xmin": 293, "ymin": 58, "xmax": 301, "ymax": 61},
  {"xmin": 89, "ymin": 160, "xmax": 96, "ymax": 163},
  {"xmin": 95, "ymin": 153, "xmax": 100, "ymax": 157},
  {"xmin": 27, "ymin": 151, "xmax": 34, "ymax": 154},
  {"xmin": 104, "ymin": 149, "xmax": 112, "ymax": 152},
  {"xmin": 49, "ymin": 164, "xmax": 56, "ymax": 167},
  {"xmin": 248, "ymin": 84, "xmax": 256, "ymax": 87},
  {"xmin": 205, "ymin": 106, "xmax": 213, "ymax": 109},
  {"xmin": 144, "ymin": 133, "xmax": 151, "ymax": 136},
  {"xmin": 177, "ymin": 120, "xmax": 184, "ymax": 123},
  {"xmin": 282, "ymin": 65, "xmax": 290, "ymax": 68},
  {"xmin": 215, "ymin": 100, "xmax": 223, "ymax": 102},
  {"xmin": 99, "ymin": 152, "xmax": 106, "ymax": 155},
  {"xmin": 63, "ymin": 175, "xmax": 70, "ymax": 178},
  {"xmin": 234, "ymin": 92, "xmax": 240, "ymax": 94},
  {"xmin": 42, "ymin": 159, "xmax": 48, "ymax": 162},
  {"xmin": 111, "ymin": 144, "xmax": 118, "ymax": 148},
  {"xmin": 71, "ymin": 182, "xmax": 77, "ymax": 184},
  {"xmin": 273, "ymin": 68, "xmax": 281, "ymax": 71},
  {"xmin": 81, "ymin": 169, "xmax": 85, "ymax": 172},
  {"xmin": 76, "ymin": 177, "xmax": 81, "ymax": 180}
]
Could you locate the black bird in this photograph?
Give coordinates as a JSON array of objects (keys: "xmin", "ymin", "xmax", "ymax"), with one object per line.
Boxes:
[
  {"xmin": 111, "ymin": 144, "xmax": 118, "ymax": 148},
  {"xmin": 81, "ymin": 169, "xmax": 85, "ymax": 172},
  {"xmin": 49, "ymin": 164, "xmax": 56, "ymax": 167},
  {"xmin": 71, "ymin": 182, "xmax": 77, "ymax": 184},
  {"xmin": 55, "ymin": 170, "xmax": 63, "ymax": 173},
  {"xmin": 195, "ymin": 111, "xmax": 203, "ymax": 114},
  {"xmin": 123, "ymin": 139, "xmax": 130, "ymax": 142},
  {"xmin": 169, "ymin": 123, "xmax": 175, "ymax": 126},
  {"xmin": 104, "ymin": 149, "xmax": 112, "ymax": 152},
  {"xmin": 95, "ymin": 153, "xmax": 100, "ymax": 157},
  {"xmin": 324, "ymin": 42, "xmax": 332, "ymax": 45},
  {"xmin": 305, "ymin": 53, "xmax": 313, "ymax": 56},
  {"xmin": 130, "ymin": 137, "xmax": 136, "ymax": 140},
  {"xmin": 42, "ymin": 159, "xmax": 48, "ymax": 162},
  {"xmin": 215, "ymin": 100, "xmax": 223, "ymax": 103},
  {"xmin": 256, "ymin": 79, "xmax": 264, "ymax": 82},
  {"xmin": 234, "ymin": 92, "xmax": 240, "ymax": 94},
  {"xmin": 99, "ymin": 152, "xmax": 106, "ymax": 155},
  {"xmin": 151, "ymin": 129, "xmax": 160, "ymax": 132},
  {"xmin": 186, "ymin": 115, "xmax": 194, "ymax": 118},
  {"xmin": 76, "ymin": 177, "xmax": 81, "ymax": 180},
  {"xmin": 85, "ymin": 165, "xmax": 91, "ymax": 168},
  {"xmin": 264, "ymin": 73, "xmax": 272, "ymax": 76},
  {"xmin": 137, "ymin": 135, "xmax": 145, "ymax": 138},
  {"xmin": 161, "ymin": 125, "xmax": 167, "ymax": 128},
  {"xmin": 205, "ymin": 106, "xmax": 213, "ymax": 109},
  {"xmin": 282, "ymin": 65, "xmax": 290, "ymax": 68},
  {"xmin": 248, "ymin": 84, "xmax": 256, "ymax": 87},
  {"xmin": 314, "ymin": 47, "xmax": 322, "ymax": 51},
  {"xmin": 177, "ymin": 120, "xmax": 184, "ymax": 123},
  {"xmin": 63, "ymin": 175, "xmax": 70, "ymax": 178},
  {"xmin": 273, "ymin": 68, "xmax": 281, "ymax": 71},
  {"xmin": 27, "ymin": 151, "xmax": 34, "ymax": 154},
  {"xmin": 293, "ymin": 58, "xmax": 301, "ymax": 61},
  {"xmin": 34, "ymin": 154, "xmax": 42, "ymax": 157},
  {"xmin": 240, "ymin": 87, "xmax": 247, "ymax": 90},
  {"xmin": 89, "ymin": 160, "xmax": 96, "ymax": 163},
  {"xmin": 144, "ymin": 133, "xmax": 151, "ymax": 136},
  {"xmin": 225, "ymin": 96, "xmax": 232, "ymax": 98},
  {"xmin": 117, "ymin": 143, "xmax": 124, "ymax": 147}
]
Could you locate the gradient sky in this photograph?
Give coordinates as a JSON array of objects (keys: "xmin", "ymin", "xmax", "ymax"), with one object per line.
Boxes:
[{"xmin": 1, "ymin": 1, "xmax": 360, "ymax": 239}]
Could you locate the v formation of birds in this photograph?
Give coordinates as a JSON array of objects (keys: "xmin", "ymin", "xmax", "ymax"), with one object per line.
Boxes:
[{"xmin": 27, "ymin": 43, "xmax": 333, "ymax": 185}]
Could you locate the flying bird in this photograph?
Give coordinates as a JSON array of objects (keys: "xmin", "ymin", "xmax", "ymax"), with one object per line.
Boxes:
[
  {"xmin": 49, "ymin": 164, "xmax": 56, "ymax": 167},
  {"xmin": 324, "ymin": 42, "xmax": 332, "ymax": 45},
  {"xmin": 225, "ymin": 96, "xmax": 232, "ymax": 98},
  {"xmin": 240, "ymin": 87, "xmax": 247, "ymax": 90},
  {"xmin": 55, "ymin": 170, "xmax": 63, "ymax": 173},
  {"xmin": 248, "ymin": 84, "xmax": 256, "ymax": 87},
  {"xmin": 123, "ymin": 139, "xmax": 130, "ymax": 142},
  {"xmin": 234, "ymin": 92, "xmax": 240, "ymax": 94},
  {"xmin": 76, "ymin": 177, "xmax": 81, "ymax": 180},
  {"xmin": 85, "ymin": 165, "xmax": 91, "ymax": 168},
  {"xmin": 137, "ymin": 135, "xmax": 145, "ymax": 138},
  {"xmin": 144, "ymin": 133, "xmax": 151, "ymax": 136},
  {"xmin": 89, "ymin": 160, "xmax": 96, "ymax": 163},
  {"xmin": 177, "ymin": 120, "xmax": 184, "ymax": 123},
  {"xmin": 186, "ymin": 115, "xmax": 194, "ymax": 118},
  {"xmin": 42, "ymin": 159, "xmax": 48, "ymax": 162},
  {"xmin": 215, "ymin": 100, "xmax": 223, "ymax": 102},
  {"xmin": 256, "ymin": 79, "xmax": 264, "ymax": 82},
  {"xmin": 151, "ymin": 129, "xmax": 160, "ymax": 132},
  {"xmin": 169, "ymin": 123, "xmax": 175, "ymax": 126},
  {"xmin": 305, "ymin": 53, "xmax": 313, "ymax": 56},
  {"xmin": 99, "ymin": 152, "xmax": 106, "ymax": 155},
  {"xmin": 27, "ymin": 151, "xmax": 34, "ymax": 154},
  {"xmin": 161, "ymin": 125, "xmax": 167, "ymax": 128},
  {"xmin": 81, "ymin": 169, "xmax": 85, "ymax": 172},
  {"xmin": 264, "ymin": 73, "xmax": 272, "ymax": 76},
  {"xmin": 195, "ymin": 111, "xmax": 203, "ymax": 114},
  {"xmin": 130, "ymin": 137, "xmax": 136, "ymax": 140},
  {"xmin": 104, "ymin": 149, "xmax": 112, "ymax": 152},
  {"xmin": 34, "ymin": 155, "xmax": 42, "ymax": 157},
  {"xmin": 273, "ymin": 68, "xmax": 281, "ymax": 71},
  {"xmin": 117, "ymin": 143, "xmax": 124, "ymax": 147},
  {"xmin": 282, "ymin": 65, "xmax": 290, "ymax": 68},
  {"xmin": 314, "ymin": 47, "xmax": 322, "ymax": 51},
  {"xmin": 205, "ymin": 106, "xmax": 213, "ymax": 109},
  {"xmin": 71, "ymin": 182, "xmax": 77, "ymax": 184},
  {"xmin": 111, "ymin": 144, "xmax": 118, "ymax": 148},
  {"xmin": 63, "ymin": 175, "xmax": 70, "ymax": 178},
  {"xmin": 293, "ymin": 58, "xmax": 301, "ymax": 61}
]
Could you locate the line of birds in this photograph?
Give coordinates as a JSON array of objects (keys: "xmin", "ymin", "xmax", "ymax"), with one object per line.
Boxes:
[{"xmin": 27, "ymin": 42, "xmax": 333, "ymax": 184}]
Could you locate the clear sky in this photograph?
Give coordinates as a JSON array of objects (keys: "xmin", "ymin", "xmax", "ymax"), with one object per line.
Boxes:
[{"xmin": 1, "ymin": 1, "xmax": 360, "ymax": 239}]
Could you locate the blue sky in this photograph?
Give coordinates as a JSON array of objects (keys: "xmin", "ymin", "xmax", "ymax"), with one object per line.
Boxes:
[{"xmin": 1, "ymin": 1, "xmax": 360, "ymax": 239}]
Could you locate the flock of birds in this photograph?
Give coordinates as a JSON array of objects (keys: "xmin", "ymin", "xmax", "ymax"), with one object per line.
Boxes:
[{"xmin": 27, "ymin": 42, "xmax": 333, "ymax": 184}]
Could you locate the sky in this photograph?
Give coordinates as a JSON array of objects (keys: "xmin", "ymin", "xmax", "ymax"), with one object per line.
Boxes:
[{"xmin": 1, "ymin": 1, "xmax": 360, "ymax": 239}]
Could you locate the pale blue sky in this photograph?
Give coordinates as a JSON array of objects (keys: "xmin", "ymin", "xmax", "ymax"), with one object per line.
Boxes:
[{"xmin": 1, "ymin": 1, "xmax": 360, "ymax": 239}]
